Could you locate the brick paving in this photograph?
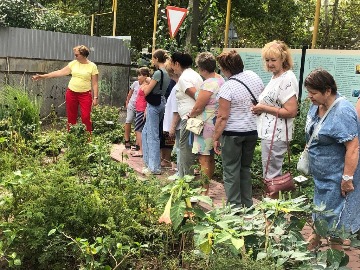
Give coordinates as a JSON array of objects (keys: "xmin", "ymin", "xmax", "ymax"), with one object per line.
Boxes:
[{"xmin": 111, "ymin": 143, "xmax": 360, "ymax": 269}]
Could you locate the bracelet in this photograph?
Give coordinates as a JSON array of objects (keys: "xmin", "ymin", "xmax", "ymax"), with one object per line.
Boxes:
[{"xmin": 93, "ymin": 97, "xmax": 98, "ymax": 99}]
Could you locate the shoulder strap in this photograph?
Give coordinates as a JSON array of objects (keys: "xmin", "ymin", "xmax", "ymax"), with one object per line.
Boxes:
[
  {"xmin": 306, "ymin": 96, "xmax": 344, "ymax": 149},
  {"xmin": 229, "ymin": 77, "xmax": 258, "ymax": 104},
  {"xmin": 159, "ymin": 69, "xmax": 163, "ymax": 91},
  {"xmin": 264, "ymin": 109, "xmax": 291, "ymax": 178}
]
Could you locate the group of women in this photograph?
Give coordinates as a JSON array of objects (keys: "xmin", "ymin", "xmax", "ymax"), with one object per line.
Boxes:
[{"xmin": 34, "ymin": 42, "xmax": 360, "ymax": 251}]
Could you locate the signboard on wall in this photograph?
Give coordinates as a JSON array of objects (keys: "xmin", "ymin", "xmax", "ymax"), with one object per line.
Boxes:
[{"xmin": 228, "ymin": 48, "xmax": 360, "ymax": 105}]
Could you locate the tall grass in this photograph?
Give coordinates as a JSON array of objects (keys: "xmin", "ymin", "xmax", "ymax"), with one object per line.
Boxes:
[{"xmin": 0, "ymin": 85, "xmax": 41, "ymax": 139}]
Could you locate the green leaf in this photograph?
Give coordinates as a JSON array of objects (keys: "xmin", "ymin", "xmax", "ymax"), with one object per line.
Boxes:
[
  {"xmin": 194, "ymin": 195, "xmax": 212, "ymax": 206},
  {"xmin": 192, "ymin": 208, "xmax": 207, "ymax": 219},
  {"xmin": 215, "ymin": 231, "xmax": 232, "ymax": 244},
  {"xmin": 230, "ymin": 237, "xmax": 244, "ymax": 250},
  {"xmin": 13, "ymin": 259, "xmax": 21, "ymax": 266},
  {"xmin": 326, "ymin": 249, "xmax": 348, "ymax": 267},
  {"xmin": 199, "ymin": 240, "xmax": 212, "ymax": 255},
  {"xmin": 238, "ymin": 231, "xmax": 254, "ymax": 237},
  {"xmin": 170, "ymin": 200, "xmax": 186, "ymax": 231},
  {"xmin": 257, "ymin": 252, "xmax": 267, "ymax": 260},
  {"xmin": 48, "ymin": 229, "xmax": 56, "ymax": 236},
  {"xmin": 194, "ymin": 224, "xmax": 214, "ymax": 235},
  {"xmin": 314, "ymin": 219, "xmax": 329, "ymax": 237}
]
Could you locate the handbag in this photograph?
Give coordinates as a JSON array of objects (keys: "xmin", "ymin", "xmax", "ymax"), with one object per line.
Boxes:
[
  {"xmin": 297, "ymin": 149, "xmax": 309, "ymax": 175},
  {"xmin": 186, "ymin": 109, "xmax": 216, "ymax": 135},
  {"xmin": 263, "ymin": 110, "xmax": 296, "ymax": 199},
  {"xmin": 186, "ymin": 117, "xmax": 205, "ymax": 135},
  {"xmin": 296, "ymin": 97, "xmax": 343, "ymax": 175},
  {"xmin": 145, "ymin": 69, "xmax": 163, "ymax": 106}
]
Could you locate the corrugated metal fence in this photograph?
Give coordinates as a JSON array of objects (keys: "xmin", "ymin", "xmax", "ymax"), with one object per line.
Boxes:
[
  {"xmin": 0, "ymin": 27, "xmax": 130, "ymax": 65},
  {"xmin": 0, "ymin": 27, "xmax": 132, "ymax": 118}
]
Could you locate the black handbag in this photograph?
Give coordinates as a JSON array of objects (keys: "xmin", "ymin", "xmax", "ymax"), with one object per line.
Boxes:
[{"xmin": 145, "ymin": 69, "xmax": 163, "ymax": 106}]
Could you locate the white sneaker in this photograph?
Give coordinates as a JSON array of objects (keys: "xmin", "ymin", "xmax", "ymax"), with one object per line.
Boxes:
[
  {"xmin": 190, "ymin": 197, "xmax": 199, "ymax": 203},
  {"xmin": 168, "ymin": 173, "xmax": 179, "ymax": 181},
  {"xmin": 142, "ymin": 167, "xmax": 151, "ymax": 175}
]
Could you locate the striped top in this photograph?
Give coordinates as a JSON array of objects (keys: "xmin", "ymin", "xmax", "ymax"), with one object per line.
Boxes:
[{"xmin": 217, "ymin": 70, "xmax": 264, "ymax": 132}]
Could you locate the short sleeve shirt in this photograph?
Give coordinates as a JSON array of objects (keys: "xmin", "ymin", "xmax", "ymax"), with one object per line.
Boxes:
[
  {"xmin": 218, "ymin": 70, "xmax": 264, "ymax": 132},
  {"xmin": 163, "ymin": 84, "xmax": 180, "ymax": 132},
  {"xmin": 68, "ymin": 60, "xmax": 98, "ymax": 92},
  {"xmin": 257, "ymin": 70, "xmax": 298, "ymax": 141},
  {"xmin": 176, "ymin": 68, "xmax": 203, "ymax": 119},
  {"xmin": 128, "ymin": 81, "xmax": 140, "ymax": 110},
  {"xmin": 151, "ymin": 68, "xmax": 171, "ymax": 95}
]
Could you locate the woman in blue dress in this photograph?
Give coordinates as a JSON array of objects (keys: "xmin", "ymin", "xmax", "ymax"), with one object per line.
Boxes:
[{"xmin": 304, "ymin": 69, "xmax": 360, "ymax": 250}]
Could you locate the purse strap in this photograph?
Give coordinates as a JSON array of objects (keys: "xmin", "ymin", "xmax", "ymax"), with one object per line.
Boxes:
[
  {"xmin": 159, "ymin": 69, "xmax": 163, "ymax": 91},
  {"xmin": 229, "ymin": 78, "xmax": 258, "ymax": 105},
  {"xmin": 305, "ymin": 96, "xmax": 343, "ymax": 150},
  {"xmin": 264, "ymin": 109, "xmax": 291, "ymax": 178}
]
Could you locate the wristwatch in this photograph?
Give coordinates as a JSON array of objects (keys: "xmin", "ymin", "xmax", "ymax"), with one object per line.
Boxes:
[
  {"xmin": 93, "ymin": 96, "xmax": 98, "ymax": 99},
  {"xmin": 342, "ymin": 175, "xmax": 353, "ymax": 181}
]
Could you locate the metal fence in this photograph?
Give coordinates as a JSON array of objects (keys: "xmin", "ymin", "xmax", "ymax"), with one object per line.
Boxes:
[{"xmin": 0, "ymin": 27, "xmax": 130, "ymax": 65}]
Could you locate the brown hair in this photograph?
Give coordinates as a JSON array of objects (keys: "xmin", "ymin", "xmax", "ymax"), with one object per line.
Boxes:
[
  {"xmin": 73, "ymin": 45, "xmax": 90, "ymax": 57},
  {"xmin": 164, "ymin": 60, "xmax": 178, "ymax": 79},
  {"xmin": 196, "ymin": 52, "xmax": 216, "ymax": 73},
  {"xmin": 304, "ymin": 68, "xmax": 337, "ymax": 95},
  {"xmin": 153, "ymin": 49, "xmax": 168, "ymax": 63},
  {"xmin": 137, "ymin": 67, "xmax": 150, "ymax": 77},
  {"xmin": 216, "ymin": 50, "xmax": 244, "ymax": 75},
  {"xmin": 261, "ymin": 40, "xmax": 293, "ymax": 71}
]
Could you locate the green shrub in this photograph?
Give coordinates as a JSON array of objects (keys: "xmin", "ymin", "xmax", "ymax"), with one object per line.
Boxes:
[
  {"xmin": 0, "ymin": 85, "xmax": 41, "ymax": 139},
  {"xmin": 91, "ymin": 105, "xmax": 125, "ymax": 144}
]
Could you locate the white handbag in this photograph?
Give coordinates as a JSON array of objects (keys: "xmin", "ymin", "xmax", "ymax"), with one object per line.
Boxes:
[
  {"xmin": 297, "ymin": 97, "xmax": 343, "ymax": 175},
  {"xmin": 297, "ymin": 149, "xmax": 309, "ymax": 175},
  {"xmin": 186, "ymin": 117, "xmax": 205, "ymax": 135}
]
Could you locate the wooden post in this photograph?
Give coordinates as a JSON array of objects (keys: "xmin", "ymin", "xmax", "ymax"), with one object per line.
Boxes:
[
  {"xmin": 152, "ymin": 0, "xmax": 159, "ymax": 54},
  {"xmin": 311, "ymin": 0, "xmax": 321, "ymax": 49},
  {"xmin": 112, "ymin": 0, "xmax": 117, "ymax": 36},
  {"xmin": 224, "ymin": 0, "xmax": 231, "ymax": 48},
  {"xmin": 91, "ymin": 14, "xmax": 95, "ymax": 36}
]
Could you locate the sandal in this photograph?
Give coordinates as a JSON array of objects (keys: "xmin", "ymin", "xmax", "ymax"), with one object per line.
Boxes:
[
  {"xmin": 161, "ymin": 159, "xmax": 172, "ymax": 167},
  {"xmin": 131, "ymin": 145, "xmax": 140, "ymax": 151},
  {"xmin": 131, "ymin": 151, "xmax": 143, "ymax": 157},
  {"xmin": 124, "ymin": 140, "xmax": 131, "ymax": 150}
]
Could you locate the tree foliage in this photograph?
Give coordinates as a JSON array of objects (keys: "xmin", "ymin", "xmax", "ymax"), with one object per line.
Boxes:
[
  {"xmin": 2, "ymin": 0, "xmax": 360, "ymax": 53},
  {"xmin": 0, "ymin": 0, "xmax": 88, "ymax": 34}
]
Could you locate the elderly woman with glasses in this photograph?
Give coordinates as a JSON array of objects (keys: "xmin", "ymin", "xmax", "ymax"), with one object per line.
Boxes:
[{"xmin": 32, "ymin": 45, "xmax": 98, "ymax": 132}]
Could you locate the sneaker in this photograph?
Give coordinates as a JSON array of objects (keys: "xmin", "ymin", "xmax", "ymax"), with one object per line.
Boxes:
[
  {"xmin": 168, "ymin": 173, "xmax": 179, "ymax": 181},
  {"xmin": 142, "ymin": 167, "xmax": 151, "ymax": 175},
  {"xmin": 190, "ymin": 197, "xmax": 199, "ymax": 203}
]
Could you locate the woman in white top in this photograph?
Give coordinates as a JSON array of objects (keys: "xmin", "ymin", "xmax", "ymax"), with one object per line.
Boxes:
[
  {"xmin": 252, "ymin": 40, "xmax": 298, "ymax": 182},
  {"xmin": 170, "ymin": 52, "xmax": 203, "ymax": 178}
]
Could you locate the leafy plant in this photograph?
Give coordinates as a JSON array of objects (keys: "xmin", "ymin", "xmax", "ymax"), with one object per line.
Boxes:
[{"xmin": 0, "ymin": 85, "xmax": 41, "ymax": 140}]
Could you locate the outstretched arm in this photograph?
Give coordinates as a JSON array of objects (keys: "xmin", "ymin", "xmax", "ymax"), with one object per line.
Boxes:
[{"xmin": 32, "ymin": 66, "xmax": 71, "ymax": 81}]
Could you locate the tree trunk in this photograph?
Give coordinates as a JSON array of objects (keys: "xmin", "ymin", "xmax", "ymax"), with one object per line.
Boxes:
[{"xmin": 185, "ymin": 0, "xmax": 200, "ymax": 52}]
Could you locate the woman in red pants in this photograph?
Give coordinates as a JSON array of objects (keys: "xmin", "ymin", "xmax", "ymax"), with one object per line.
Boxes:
[{"xmin": 32, "ymin": 45, "xmax": 99, "ymax": 132}]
